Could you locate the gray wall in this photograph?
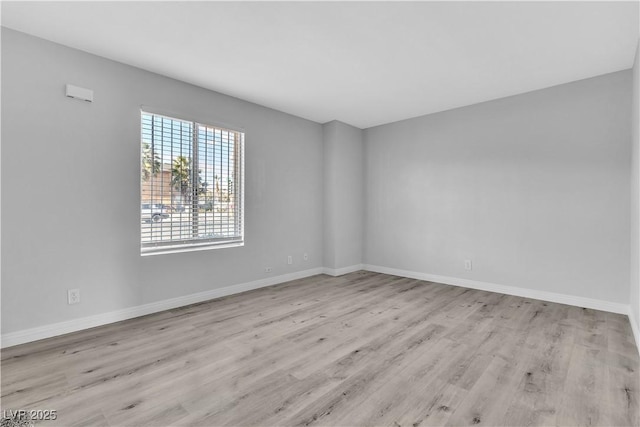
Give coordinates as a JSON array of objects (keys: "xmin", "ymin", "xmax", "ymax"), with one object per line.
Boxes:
[
  {"xmin": 323, "ymin": 121, "xmax": 364, "ymax": 270},
  {"xmin": 365, "ymin": 71, "xmax": 632, "ymax": 304},
  {"xmin": 631, "ymin": 40, "xmax": 640, "ymax": 339},
  {"xmin": 1, "ymin": 29, "xmax": 324, "ymax": 334}
]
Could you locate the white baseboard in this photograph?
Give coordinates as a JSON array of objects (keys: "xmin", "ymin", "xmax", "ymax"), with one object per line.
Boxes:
[
  {"xmin": 1, "ymin": 267, "xmax": 324, "ymax": 348},
  {"xmin": 322, "ymin": 264, "xmax": 364, "ymax": 277},
  {"xmin": 362, "ymin": 264, "xmax": 629, "ymax": 315},
  {"xmin": 4, "ymin": 264, "xmax": 636, "ymax": 353},
  {"xmin": 629, "ymin": 308, "xmax": 640, "ymax": 355}
]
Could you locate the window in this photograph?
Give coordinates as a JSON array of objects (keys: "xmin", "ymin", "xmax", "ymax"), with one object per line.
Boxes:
[{"xmin": 140, "ymin": 112, "xmax": 244, "ymax": 254}]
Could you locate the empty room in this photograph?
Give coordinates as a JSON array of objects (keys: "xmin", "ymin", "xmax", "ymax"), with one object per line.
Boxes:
[{"xmin": 1, "ymin": 1, "xmax": 639, "ymax": 426}]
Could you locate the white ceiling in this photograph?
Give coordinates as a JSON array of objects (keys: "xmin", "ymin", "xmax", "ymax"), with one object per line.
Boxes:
[{"xmin": 2, "ymin": 1, "xmax": 638, "ymax": 128}]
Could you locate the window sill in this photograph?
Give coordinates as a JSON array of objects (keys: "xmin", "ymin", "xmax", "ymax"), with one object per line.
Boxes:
[{"xmin": 141, "ymin": 241, "xmax": 244, "ymax": 257}]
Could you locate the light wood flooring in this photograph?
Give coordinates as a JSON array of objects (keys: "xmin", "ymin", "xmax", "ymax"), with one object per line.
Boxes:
[{"xmin": 1, "ymin": 271, "xmax": 639, "ymax": 427}]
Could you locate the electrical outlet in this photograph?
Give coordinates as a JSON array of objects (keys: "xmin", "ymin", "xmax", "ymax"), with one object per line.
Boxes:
[
  {"xmin": 68, "ymin": 289, "xmax": 80, "ymax": 305},
  {"xmin": 287, "ymin": 255, "xmax": 293, "ymax": 265},
  {"xmin": 464, "ymin": 259, "xmax": 473, "ymax": 271},
  {"xmin": 265, "ymin": 267, "xmax": 273, "ymax": 273},
  {"xmin": 303, "ymin": 253, "xmax": 309, "ymax": 261}
]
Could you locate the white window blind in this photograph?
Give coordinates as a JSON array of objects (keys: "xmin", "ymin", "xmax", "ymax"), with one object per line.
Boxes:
[{"xmin": 140, "ymin": 112, "xmax": 244, "ymax": 254}]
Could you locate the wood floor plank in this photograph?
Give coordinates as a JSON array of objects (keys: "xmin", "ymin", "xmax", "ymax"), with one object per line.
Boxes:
[{"xmin": 1, "ymin": 271, "xmax": 638, "ymax": 427}]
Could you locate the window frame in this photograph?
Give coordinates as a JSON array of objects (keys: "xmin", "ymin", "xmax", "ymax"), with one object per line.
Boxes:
[{"xmin": 140, "ymin": 110, "xmax": 245, "ymax": 256}]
